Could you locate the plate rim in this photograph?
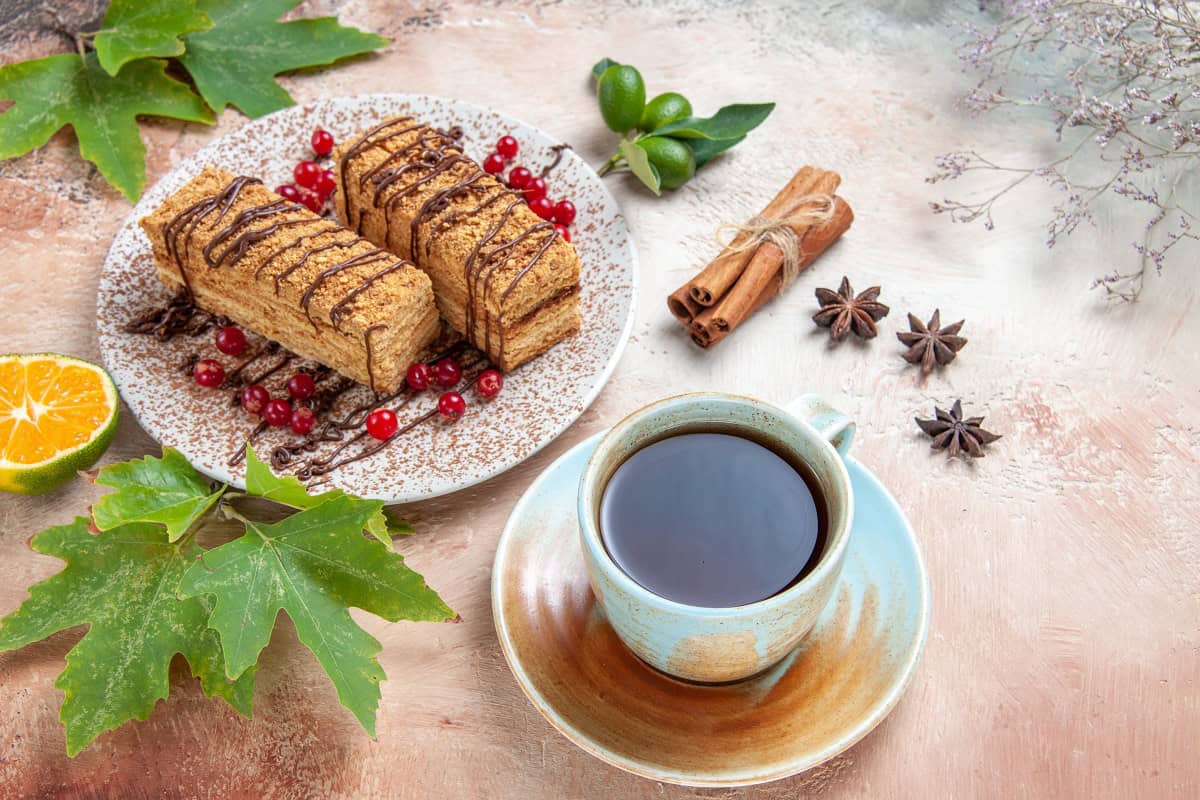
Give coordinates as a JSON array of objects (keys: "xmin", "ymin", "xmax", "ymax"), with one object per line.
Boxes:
[
  {"xmin": 490, "ymin": 430, "xmax": 931, "ymax": 787},
  {"xmin": 96, "ymin": 93, "xmax": 639, "ymax": 504}
]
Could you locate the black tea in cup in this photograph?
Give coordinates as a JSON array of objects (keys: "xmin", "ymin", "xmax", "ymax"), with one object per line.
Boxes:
[{"xmin": 598, "ymin": 431, "xmax": 827, "ymax": 608}]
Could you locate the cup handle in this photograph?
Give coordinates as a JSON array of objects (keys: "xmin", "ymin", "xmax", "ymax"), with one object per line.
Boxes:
[{"xmin": 785, "ymin": 394, "xmax": 855, "ymax": 455}]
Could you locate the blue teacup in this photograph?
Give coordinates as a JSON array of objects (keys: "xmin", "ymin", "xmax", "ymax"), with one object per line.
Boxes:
[{"xmin": 578, "ymin": 392, "xmax": 854, "ymax": 683}]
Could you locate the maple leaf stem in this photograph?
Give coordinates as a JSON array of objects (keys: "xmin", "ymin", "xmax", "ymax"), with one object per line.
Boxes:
[
  {"xmin": 70, "ymin": 28, "xmax": 99, "ymax": 59},
  {"xmin": 216, "ymin": 502, "xmax": 271, "ymax": 543},
  {"xmin": 218, "ymin": 503, "xmax": 254, "ymax": 529}
]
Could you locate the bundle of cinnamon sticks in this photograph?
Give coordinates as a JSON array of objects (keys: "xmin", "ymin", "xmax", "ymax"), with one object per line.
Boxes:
[{"xmin": 668, "ymin": 166, "xmax": 854, "ymax": 348}]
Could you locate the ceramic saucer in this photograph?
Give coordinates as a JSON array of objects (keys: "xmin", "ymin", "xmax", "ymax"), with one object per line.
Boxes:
[{"xmin": 491, "ymin": 431, "xmax": 929, "ymax": 787}]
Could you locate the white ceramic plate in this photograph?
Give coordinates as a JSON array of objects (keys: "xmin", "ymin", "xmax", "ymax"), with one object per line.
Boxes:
[{"xmin": 96, "ymin": 94, "xmax": 637, "ymax": 502}]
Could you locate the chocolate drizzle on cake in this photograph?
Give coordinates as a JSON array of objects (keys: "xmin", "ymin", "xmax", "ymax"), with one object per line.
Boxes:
[
  {"xmin": 159, "ymin": 173, "xmax": 418, "ymax": 391},
  {"xmin": 212, "ymin": 216, "xmax": 315, "ymax": 269},
  {"xmin": 163, "ymin": 175, "xmax": 262, "ymax": 294},
  {"xmin": 123, "ymin": 294, "xmax": 486, "ymax": 481},
  {"xmin": 333, "ymin": 262, "xmax": 412, "ymax": 327},
  {"xmin": 340, "ymin": 118, "xmax": 561, "ymax": 365},
  {"xmin": 202, "ymin": 199, "xmax": 301, "ymax": 266},
  {"xmin": 297, "ymin": 250, "xmax": 395, "ymax": 325},
  {"xmin": 253, "ymin": 223, "xmax": 345, "ymax": 280}
]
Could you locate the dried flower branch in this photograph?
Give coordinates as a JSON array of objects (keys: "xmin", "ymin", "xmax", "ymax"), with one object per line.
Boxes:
[{"xmin": 930, "ymin": 0, "xmax": 1200, "ymax": 300}]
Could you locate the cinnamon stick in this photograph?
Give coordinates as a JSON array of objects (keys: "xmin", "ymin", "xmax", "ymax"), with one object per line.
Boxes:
[
  {"xmin": 691, "ymin": 274, "xmax": 781, "ymax": 345},
  {"xmin": 705, "ymin": 171, "xmax": 843, "ymax": 327},
  {"xmin": 685, "ymin": 166, "xmax": 839, "ymax": 306},
  {"xmin": 667, "ymin": 285, "xmax": 704, "ymax": 325},
  {"xmin": 690, "ymin": 196, "xmax": 854, "ymax": 348}
]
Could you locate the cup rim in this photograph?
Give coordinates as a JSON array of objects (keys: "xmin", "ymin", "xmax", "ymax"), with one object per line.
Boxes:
[{"xmin": 578, "ymin": 391, "xmax": 854, "ymax": 617}]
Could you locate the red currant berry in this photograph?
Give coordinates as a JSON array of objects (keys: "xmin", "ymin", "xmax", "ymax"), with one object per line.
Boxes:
[
  {"xmin": 215, "ymin": 325, "xmax": 247, "ymax": 356},
  {"xmin": 483, "ymin": 153, "xmax": 506, "ymax": 174},
  {"xmin": 263, "ymin": 398, "xmax": 292, "ymax": 427},
  {"xmin": 529, "ymin": 196, "xmax": 554, "ymax": 220},
  {"xmin": 287, "ymin": 372, "xmax": 316, "ymax": 400},
  {"xmin": 554, "ymin": 223, "xmax": 572, "ymax": 243},
  {"xmin": 496, "ymin": 135, "xmax": 519, "ymax": 159},
  {"xmin": 552, "ymin": 199, "xmax": 576, "ymax": 225},
  {"xmin": 438, "ymin": 391, "xmax": 466, "ymax": 421},
  {"xmin": 293, "ymin": 160, "xmax": 320, "ymax": 189},
  {"xmin": 311, "ymin": 128, "xmax": 334, "ymax": 156},
  {"xmin": 290, "ymin": 405, "xmax": 317, "ymax": 435},
  {"xmin": 298, "ymin": 188, "xmax": 323, "ymax": 213},
  {"xmin": 313, "ymin": 169, "xmax": 336, "ymax": 200},
  {"xmin": 406, "ymin": 362, "xmax": 432, "ymax": 391},
  {"xmin": 240, "ymin": 384, "xmax": 270, "ymax": 415},
  {"xmin": 365, "ymin": 408, "xmax": 398, "ymax": 440},
  {"xmin": 193, "ymin": 359, "xmax": 225, "ymax": 388},
  {"xmin": 432, "ymin": 357, "xmax": 462, "ymax": 387},
  {"xmin": 476, "ymin": 369, "xmax": 503, "ymax": 398},
  {"xmin": 523, "ymin": 177, "xmax": 547, "ymax": 202},
  {"xmin": 276, "ymin": 184, "xmax": 301, "ymax": 202},
  {"xmin": 507, "ymin": 166, "xmax": 532, "ymax": 189}
]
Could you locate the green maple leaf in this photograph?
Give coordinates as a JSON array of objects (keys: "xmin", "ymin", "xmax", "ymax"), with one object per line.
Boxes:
[
  {"xmin": 243, "ymin": 446, "xmax": 406, "ymax": 547},
  {"xmin": 94, "ymin": 0, "xmax": 213, "ymax": 77},
  {"xmin": 381, "ymin": 509, "xmax": 415, "ymax": 538},
  {"xmin": 0, "ymin": 53, "xmax": 212, "ymax": 200},
  {"xmin": 244, "ymin": 445, "xmax": 329, "ymax": 510},
  {"xmin": 92, "ymin": 447, "xmax": 225, "ymax": 542},
  {"xmin": 0, "ymin": 518, "xmax": 254, "ymax": 756},
  {"xmin": 179, "ymin": 495, "xmax": 454, "ymax": 735},
  {"xmin": 180, "ymin": 0, "xmax": 388, "ymax": 118}
]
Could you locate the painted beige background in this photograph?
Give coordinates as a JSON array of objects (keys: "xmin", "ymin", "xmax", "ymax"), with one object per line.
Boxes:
[{"xmin": 1, "ymin": 1, "xmax": 1197, "ymax": 798}]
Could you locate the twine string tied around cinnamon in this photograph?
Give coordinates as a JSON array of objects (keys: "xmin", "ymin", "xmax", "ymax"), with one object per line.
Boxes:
[{"xmin": 714, "ymin": 193, "xmax": 836, "ymax": 292}]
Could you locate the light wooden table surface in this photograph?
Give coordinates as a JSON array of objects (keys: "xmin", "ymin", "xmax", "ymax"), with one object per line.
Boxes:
[{"xmin": 2, "ymin": 2, "xmax": 1197, "ymax": 798}]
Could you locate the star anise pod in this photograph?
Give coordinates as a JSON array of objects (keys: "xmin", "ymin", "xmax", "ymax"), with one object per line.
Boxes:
[
  {"xmin": 812, "ymin": 276, "xmax": 890, "ymax": 340},
  {"xmin": 915, "ymin": 399, "xmax": 1001, "ymax": 458},
  {"xmin": 897, "ymin": 309, "xmax": 966, "ymax": 375}
]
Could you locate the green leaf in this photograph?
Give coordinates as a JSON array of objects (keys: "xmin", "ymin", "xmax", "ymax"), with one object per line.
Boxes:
[
  {"xmin": 243, "ymin": 446, "xmax": 395, "ymax": 548},
  {"xmin": 0, "ymin": 53, "xmax": 212, "ymax": 200},
  {"xmin": 383, "ymin": 509, "xmax": 415, "ymax": 537},
  {"xmin": 180, "ymin": 0, "xmax": 388, "ymax": 117},
  {"xmin": 243, "ymin": 445, "xmax": 333, "ymax": 510},
  {"xmin": 0, "ymin": 518, "xmax": 254, "ymax": 756},
  {"xmin": 591, "ymin": 57, "xmax": 619, "ymax": 81},
  {"xmin": 687, "ymin": 134, "xmax": 746, "ymax": 168},
  {"xmin": 652, "ymin": 102, "xmax": 776, "ymax": 141},
  {"xmin": 619, "ymin": 138, "xmax": 661, "ymax": 196},
  {"xmin": 179, "ymin": 495, "xmax": 455, "ymax": 735},
  {"xmin": 92, "ymin": 447, "xmax": 225, "ymax": 542},
  {"xmin": 94, "ymin": 0, "xmax": 213, "ymax": 77}
]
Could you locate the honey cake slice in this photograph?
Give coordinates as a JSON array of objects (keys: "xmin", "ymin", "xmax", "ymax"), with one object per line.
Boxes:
[
  {"xmin": 333, "ymin": 117, "xmax": 581, "ymax": 371},
  {"xmin": 139, "ymin": 165, "xmax": 439, "ymax": 393}
]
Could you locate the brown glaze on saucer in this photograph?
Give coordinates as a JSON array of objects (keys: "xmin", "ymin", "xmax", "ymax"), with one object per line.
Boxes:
[{"xmin": 491, "ymin": 432, "xmax": 929, "ymax": 787}]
